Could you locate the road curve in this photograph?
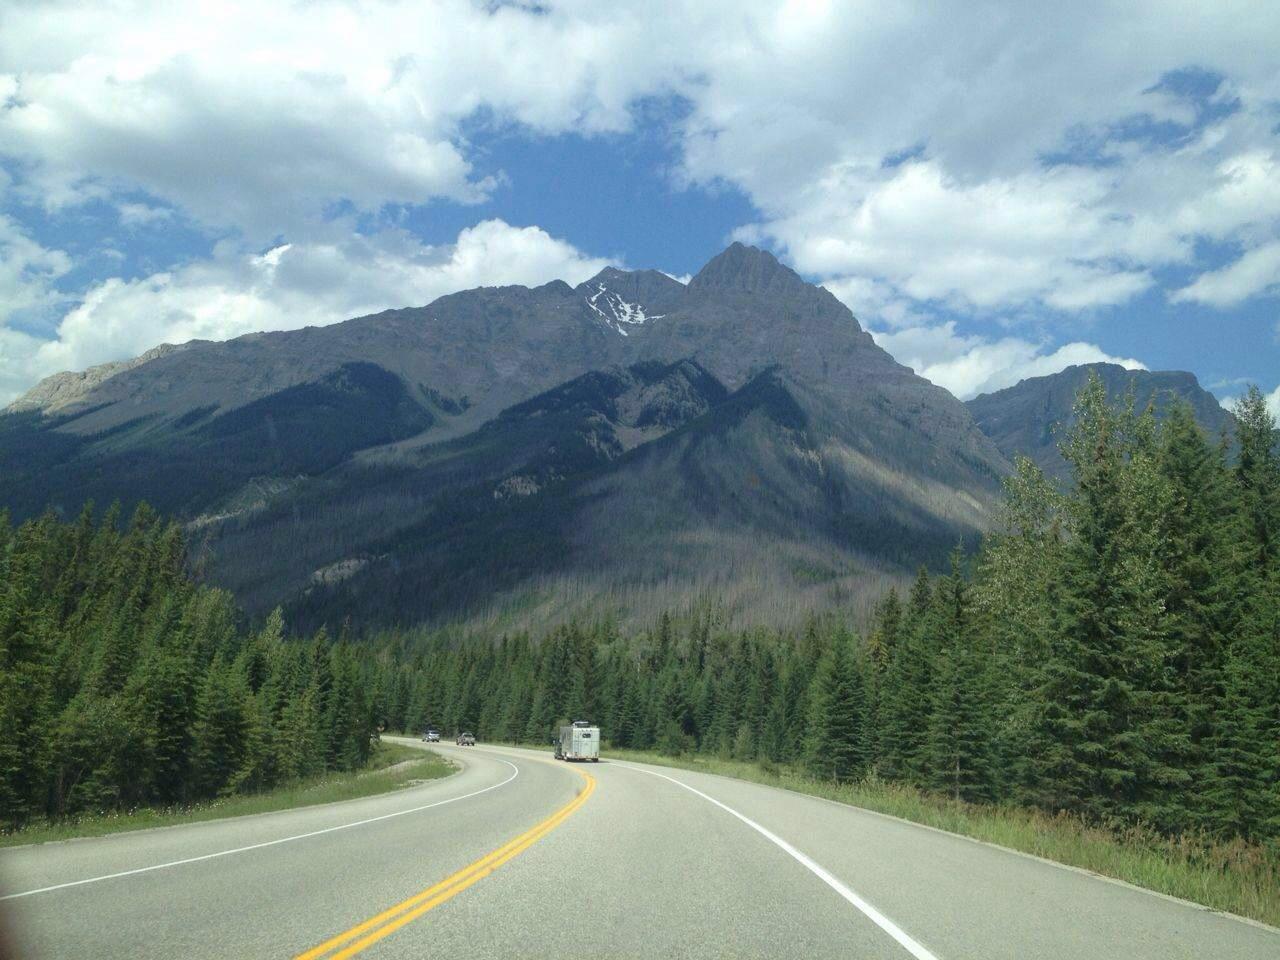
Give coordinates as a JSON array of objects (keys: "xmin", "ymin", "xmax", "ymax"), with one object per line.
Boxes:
[{"xmin": 0, "ymin": 739, "xmax": 1276, "ymax": 959}]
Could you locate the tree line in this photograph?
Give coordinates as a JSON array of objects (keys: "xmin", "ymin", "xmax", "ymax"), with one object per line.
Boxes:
[
  {"xmin": 0, "ymin": 504, "xmax": 376, "ymax": 831},
  {"xmin": 3, "ymin": 376, "xmax": 1275, "ymax": 845},
  {"xmin": 369, "ymin": 380, "xmax": 1279, "ymax": 842}
]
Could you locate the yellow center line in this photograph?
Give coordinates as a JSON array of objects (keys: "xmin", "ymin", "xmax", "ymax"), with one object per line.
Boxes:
[{"xmin": 295, "ymin": 761, "xmax": 596, "ymax": 960}]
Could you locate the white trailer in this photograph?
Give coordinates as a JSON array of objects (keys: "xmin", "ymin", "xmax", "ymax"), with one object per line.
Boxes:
[{"xmin": 556, "ymin": 721, "xmax": 600, "ymax": 762}]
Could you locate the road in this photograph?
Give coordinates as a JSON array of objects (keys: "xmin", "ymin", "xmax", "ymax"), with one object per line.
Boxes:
[{"xmin": 1, "ymin": 739, "xmax": 1276, "ymax": 959}]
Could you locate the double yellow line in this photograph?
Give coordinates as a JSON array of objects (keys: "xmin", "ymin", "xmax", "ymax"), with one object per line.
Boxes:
[{"xmin": 295, "ymin": 764, "xmax": 596, "ymax": 960}]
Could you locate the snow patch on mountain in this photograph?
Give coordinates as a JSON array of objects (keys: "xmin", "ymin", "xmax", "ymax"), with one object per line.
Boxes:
[{"xmin": 585, "ymin": 283, "xmax": 663, "ymax": 336}]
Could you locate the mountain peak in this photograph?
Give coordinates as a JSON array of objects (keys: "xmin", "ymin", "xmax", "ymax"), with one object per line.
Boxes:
[
  {"xmin": 579, "ymin": 266, "xmax": 685, "ymax": 297},
  {"xmin": 967, "ymin": 363, "xmax": 1234, "ymax": 481},
  {"xmin": 688, "ymin": 242, "xmax": 807, "ymax": 295},
  {"xmin": 574, "ymin": 267, "xmax": 686, "ymax": 335}
]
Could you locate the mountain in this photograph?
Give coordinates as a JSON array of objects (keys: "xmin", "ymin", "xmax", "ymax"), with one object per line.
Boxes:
[
  {"xmin": 3, "ymin": 243, "xmax": 1011, "ymax": 629},
  {"xmin": 966, "ymin": 363, "xmax": 1234, "ymax": 480},
  {"xmin": 220, "ymin": 360, "xmax": 998, "ymax": 633}
]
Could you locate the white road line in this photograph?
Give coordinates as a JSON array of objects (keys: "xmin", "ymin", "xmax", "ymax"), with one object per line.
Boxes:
[
  {"xmin": 1, "ymin": 760, "xmax": 520, "ymax": 902},
  {"xmin": 615, "ymin": 762, "xmax": 940, "ymax": 960}
]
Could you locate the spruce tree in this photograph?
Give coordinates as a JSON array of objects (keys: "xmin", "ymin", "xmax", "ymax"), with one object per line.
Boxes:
[
  {"xmin": 923, "ymin": 555, "xmax": 995, "ymax": 802},
  {"xmin": 804, "ymin": 630, "xmax": 868, "ymax": 782},
  {"xmin": 878, "ymin": 568, "xmax": 934, "ymax": 784}
]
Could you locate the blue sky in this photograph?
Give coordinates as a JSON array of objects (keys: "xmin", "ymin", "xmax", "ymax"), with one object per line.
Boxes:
[{"xmin": 0, "ymin": 0, "xmax": 1277, "ymax": 410}]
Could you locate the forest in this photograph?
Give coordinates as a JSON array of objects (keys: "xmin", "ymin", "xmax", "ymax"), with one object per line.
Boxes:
[
  {"xmin": 0, "ymin": 504, "xmax": 377, "ymax": 831},
  {"xmin": 2, "ymin": 376, "xmax": 1277, "ymax": 847},
  {"xmin": 363, "ymin": 380, "xmax": 1280, "ymax": 842}
]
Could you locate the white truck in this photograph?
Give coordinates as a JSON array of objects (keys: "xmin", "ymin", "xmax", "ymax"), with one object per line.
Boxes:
[{"xmin": 555, "ymin": 721, "xmax": 600, "ymax": 762}]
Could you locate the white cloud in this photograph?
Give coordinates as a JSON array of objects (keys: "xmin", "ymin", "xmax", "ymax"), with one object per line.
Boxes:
[
  {"xmin": 673, "ymin": 2, "xmax": 1280, "ymax": 313},
  {"xmin": 871, "ymin": 321, "xmax": 1146, "ymax": 399},
  {"xmin": 764, "ymin": 161, "xmax": 1157, "ymax": 310},
  {"xmin": 1172, "ymin": 151, "xmax": 1280, "ymax": 241},
  {"xmin": 116, "ymin": 202, "xmax": 173, "ymax": 227},
  {"xmin": 1219, "ymin": 384, "xmax": 1280, "ymax": 419},
  {"xmin": 0, "ymin": 0, "xmax": 683, "ymax": 236},
  {"xmin": 1171, "ymin": 240, "xmax": 1280, "ymax": 307},
  {"xmin": 0, "ymin": 214, "xmax": 72, "ymax": 327},
  {"xmin": 6, "ymin": 2, "xmax": 1278, "ymax": 275},
  {"xmin": 1, "ymin": 0, "xmax": 1279, "ymax": 395},
  {"xmin": 0, "ymin": 324, "xmax": 49, "ymax": 406},
  {"xmin": 823, "ymin": 272, "xmax": 1148, "ymax": 398},
  {"xmin": 1, "ymin": 219, "xmax": 612, "ymax": 403}
]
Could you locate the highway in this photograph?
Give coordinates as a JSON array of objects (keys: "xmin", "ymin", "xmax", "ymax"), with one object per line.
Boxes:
[{"xmin": 1, "ymin": 739, "xmax": 1277, "ymax": 959}]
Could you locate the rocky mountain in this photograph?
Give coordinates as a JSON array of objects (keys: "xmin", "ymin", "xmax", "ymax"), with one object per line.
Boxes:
[
  {"xmin": 3, "ymin": 242, "xmax": 1011, "ymax": 630},
  {"xmin": 967, "ymin": 363, "xmax": 1234, "ymax": 480}
]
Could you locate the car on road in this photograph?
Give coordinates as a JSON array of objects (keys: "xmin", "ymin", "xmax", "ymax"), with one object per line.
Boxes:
[
  {"xmin": 456, "ymin": 731, "xmax": 476, "ymax": 746},
  {"xmin": 422, "ymin": 728, "xmax": 440, "ymax": 742}
]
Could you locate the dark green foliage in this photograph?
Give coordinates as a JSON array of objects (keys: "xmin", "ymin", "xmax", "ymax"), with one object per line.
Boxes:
[
  {"xmin": 3, "ymin": 374, "xmax": 1275, "ymax": 851},
  {"xmin": 922, "ymin": 556, "xmax": 995, "ymax": 802},
  {"xmin": 803, "ymin": 630, "xmax": 868, "ymax": 781},
  {"xmin": 0, "ymin": 506, "xmax": 377, "ymax": 830},
  {"xmin": 361, "ymin": 374, "xmax": 1278, "ymax": 846}
]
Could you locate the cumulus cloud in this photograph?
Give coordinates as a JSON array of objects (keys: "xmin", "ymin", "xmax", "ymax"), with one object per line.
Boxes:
[
  {"xmin": 0, "ymin": 0, "xmax": 684, "ymax": 236},
  {"xmin": 674, "ymin": 2, "xmax": 1280, "ymax": 313},
  {"xmin": 824, "ymin": 271, "xmax": 1149, "ymax": 398},
  {"xmin": 1, "ymin": 0, "xmax": 1278, "ymax": 398},
  {"xmin": 870, "ymin": 321, "xmax": 1146, "ymax": 400},
  {"xmin": 0, "ymin": 324, "xmax": 49, "ymax": 406},
  {"xmin": 5, "ymin": 1, "xmax": 1278, "ymax": 267},
  {"xmin": 1218, "ymin": 384, "xmax": 1280, "ymax": 419},
  {"xmin": 0, "ymin": 219, "xmax": 612, "ymax": 403},
  {"xmin": 0, "ymin": 214, "xmax": 72, "ymax": 327},
  {"xmin": 1171, "ymin": 241, "xmax": 1280, "ymax": 307},
  {"xmin": 764, "ymin": 161, "xmax": 1156, "ymax": 310}
]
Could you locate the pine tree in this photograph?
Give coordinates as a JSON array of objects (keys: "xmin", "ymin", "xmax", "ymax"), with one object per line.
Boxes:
[
  {"xmin": 190, "ymin": 658, "xmax": 250, "ymax": 796},
  {"xmin": 923, "ymin": 555, "xmax": 994, "ymax": 802},
  {"xmin": 1233, "ymin": 386, "xmax": 1280, "ymax": 573},
  {"xmin": 0, "ymin": 519, "xmax": 55, "ymax": 826},
  {"xmin": 864, "ymin": 589, "xmax": 902, "ymax": 773},
  {"xmin": 1023, "ymin": 377, "xmax": 1185, "ymax": 824},
  {"xmin": 804, "ymin": 630, "xmax": 868, "ymax": 782},
  {"xmin": 878, "ymin": 568, "xmax": 934, "ymax": 784},
  {"xmin": 1203, "ymin": 634, "xmax": 1271, "ymax": 838}
]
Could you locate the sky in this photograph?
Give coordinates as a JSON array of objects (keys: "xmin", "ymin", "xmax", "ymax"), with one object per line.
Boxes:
[{"xmin": 1, "ymin": 0, "xmax": 1278, "ymax": 412}]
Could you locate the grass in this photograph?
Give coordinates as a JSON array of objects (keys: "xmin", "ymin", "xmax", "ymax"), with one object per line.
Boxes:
[
  {"xmin": 597, "ymin": 747, "xmax": 1280, "ymax": 929},
  {"xmin": 0, "ymin": 742, "xmax": 455, "ymax": 849}
]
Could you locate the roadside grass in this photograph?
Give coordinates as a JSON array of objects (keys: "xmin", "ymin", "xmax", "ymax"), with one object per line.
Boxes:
[
  {"xmin": 0, "ymin": 742, "xmax": 455, "ymax": 849},
  {"xmin": 597, "ymin": 747, "xmax": 1280, "ymax": 929}
]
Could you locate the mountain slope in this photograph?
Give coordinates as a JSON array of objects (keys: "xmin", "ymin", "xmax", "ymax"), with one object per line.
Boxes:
[
  {"xmin": 3, "ymin": 242, "xmax": 1011, "ymax": 629},
  {"xmin": 193, "ymin": 359, "xmax": 731, "ymax": 619},
  {"xmin": 0, "ymin": 362, "xmax": 434, "ymax": 520},
  {"xmin": 967, "ymin": 363, "xmax": 1234, "ymax": 480},
  {"xmin": 282, "ymin": 365, "xmax": 987, "ymax": 632}
]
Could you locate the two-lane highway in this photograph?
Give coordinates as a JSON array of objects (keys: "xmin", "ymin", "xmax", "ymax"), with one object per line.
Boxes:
[
  {"xmin": 0, "ymin": 744, "xmax": 577, "ymax": 959},
  {"xmin": 2, "ymin": 739, "xmax": 1277, "ymax": 958}
]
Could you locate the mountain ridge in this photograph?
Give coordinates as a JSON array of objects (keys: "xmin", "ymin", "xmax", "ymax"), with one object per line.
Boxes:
[
  {"xmin": 967, "ymin": 362, "xmax": 1234, "ymax": 479},
  {"xmin": 5, "ymin": 243, "xmax": 1229, "ymax": 631}
]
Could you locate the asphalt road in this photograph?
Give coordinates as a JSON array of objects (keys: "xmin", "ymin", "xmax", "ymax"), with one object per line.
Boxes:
[{"xmin": 2, "ymin": 739, "xmax": 1277, "ymax": 959}]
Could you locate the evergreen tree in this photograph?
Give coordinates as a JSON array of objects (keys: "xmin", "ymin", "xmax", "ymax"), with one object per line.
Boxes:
[
  {"xmin": 923, "ymin": 555, "xmax": 994, "ymax": 802},
  {"xmin": 878, "ymin": 568, "xmax": 934, "ymax": 783},
  {"xmin": 804, "ymin": 630, "xmax": 868, "ymax": 782}
]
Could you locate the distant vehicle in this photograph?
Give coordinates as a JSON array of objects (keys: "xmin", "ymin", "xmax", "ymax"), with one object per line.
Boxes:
[
  {"xmin": 423, "ymin": 728, "xmax": 440, "ymax": 742},
  {"xmin": 456, "ymin": 732, "xmax": 476, "ymax": 746},
  {"xmin": 555, "ymin": 720, "xmax": 600, "ymax": 762}
]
